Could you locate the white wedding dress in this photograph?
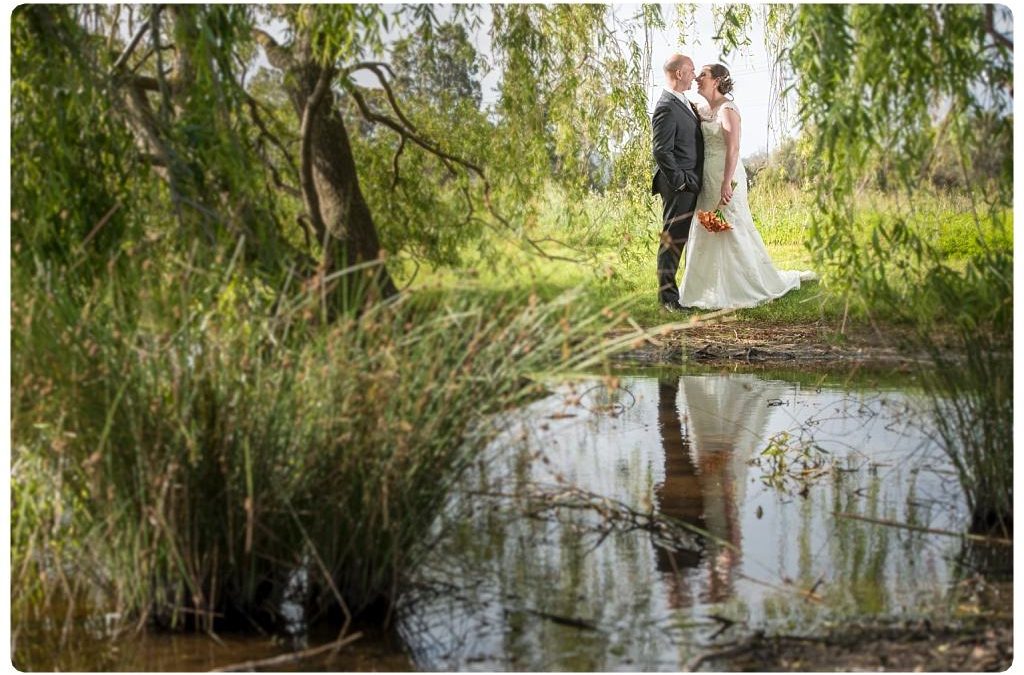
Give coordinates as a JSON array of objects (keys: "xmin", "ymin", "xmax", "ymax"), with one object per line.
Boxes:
[{"xmin": 678, "ymin": 102, "xmax": 815, "ymax": 309}]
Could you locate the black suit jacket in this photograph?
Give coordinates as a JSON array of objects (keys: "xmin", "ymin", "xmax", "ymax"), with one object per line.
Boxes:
[{"xmin": 651, "ymin": 90, "xmax": 704, "ymax": 196}]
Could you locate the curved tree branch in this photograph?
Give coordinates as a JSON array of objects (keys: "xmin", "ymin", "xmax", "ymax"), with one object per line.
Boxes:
[
  {"xmin": 245, "ymin": 92, "xmax": 299, "ymax": 175},
  {"xmin": 342, "ymin": 79, "xmax": 590, "ymax": 263},
  {"xmin": 252, "ymin": 27, "xmax": 294, "ymax": 70},
  {"xmin": 342, "ymin": 80, "xmax": 485, "ymax": 181},
  {"xmin": 111, "ymin": 14, "xmax": 151, "ymax": 72},
  {"xmin": 391, "ymin": 136, "xmax": 406, "ymax": 189},
  {"xmin": 985, "ymin": 5, "xmax": 1013, "ymax": 52}
]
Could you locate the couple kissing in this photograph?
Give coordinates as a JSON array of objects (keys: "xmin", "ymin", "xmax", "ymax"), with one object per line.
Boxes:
[{"xmin": 652, "ymin": 54, "xmax": 815, "ymax": 312}]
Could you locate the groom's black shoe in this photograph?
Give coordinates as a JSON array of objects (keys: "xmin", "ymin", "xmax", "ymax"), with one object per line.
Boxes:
[{"xmin": 661, "ymin": 302, "xmax": 683, "ymax": 314}]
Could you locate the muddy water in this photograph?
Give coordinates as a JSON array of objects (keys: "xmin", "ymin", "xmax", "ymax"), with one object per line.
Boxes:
[
  {"xmin": 397, "ymin": 369, "xmax": 1011, "ymax": 671},
  {"xmin": 14, "ymin": 368, "xmax": 1010, "ymax": 671}
]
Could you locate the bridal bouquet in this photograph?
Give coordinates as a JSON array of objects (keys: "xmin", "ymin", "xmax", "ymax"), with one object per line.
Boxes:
[
  {"xmin": 697, "ymin": 180, "xmax": 738, "ymax": 233},
  {"xmin": 697, "ymin": 208, "xmax": 732, "ymax": 232}
]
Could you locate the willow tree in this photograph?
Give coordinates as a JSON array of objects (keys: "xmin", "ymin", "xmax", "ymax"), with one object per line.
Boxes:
[
  {"xmin": 13, "ymin": 4, "xmax": 655, "ymax": 313},
  {"xmin": 12, "ymin": 4, "xmax": 663, "ymax": 631}
]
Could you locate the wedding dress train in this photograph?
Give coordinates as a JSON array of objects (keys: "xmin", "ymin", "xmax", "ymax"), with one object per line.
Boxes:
[{"xmin": 678, "ymin": 102, "xmax": 815, "ymax": 310}]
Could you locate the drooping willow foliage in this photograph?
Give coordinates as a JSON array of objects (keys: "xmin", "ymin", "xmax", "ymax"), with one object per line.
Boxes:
[
  {"xmin": 13, "ymin": 4, "xmax": 660, "ymax": 301},
  {"xmin": 743, "ymin": 4, "xmax": 1013, "ymax": 532}
]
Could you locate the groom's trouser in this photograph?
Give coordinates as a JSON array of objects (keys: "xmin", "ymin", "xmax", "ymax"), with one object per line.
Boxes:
[{"xmin": 655, "ymin": 174, "xmax": 698, "ymax": 305}]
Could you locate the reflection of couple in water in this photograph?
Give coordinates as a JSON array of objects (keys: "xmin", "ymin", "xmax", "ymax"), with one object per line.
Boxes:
[{"xmin": 654, "ymin": 374, "xmax": 780, "ymax": 606}]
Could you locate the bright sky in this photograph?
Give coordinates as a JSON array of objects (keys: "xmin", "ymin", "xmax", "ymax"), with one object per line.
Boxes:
[
  {"xmin": 644, "ymin": 5, "xmax": 782, "ymax": 158},
  {"xmin": 208, "ymin": 5, "xmax": 784, "ymax": 159},
  {"xmin": 465, "ymin": 4, "xmax": 783, "ymax": 160}
]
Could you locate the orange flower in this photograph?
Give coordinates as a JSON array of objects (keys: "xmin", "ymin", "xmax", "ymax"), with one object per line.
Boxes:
[{"xmin": 697, "ymin": 206, "xmax": 733, "ymax": 232}]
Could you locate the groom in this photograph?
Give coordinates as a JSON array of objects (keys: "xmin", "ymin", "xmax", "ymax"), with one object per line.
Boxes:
[{"xmin": 651, "ymin": 53, "xmax": 704, "ymax": 311}]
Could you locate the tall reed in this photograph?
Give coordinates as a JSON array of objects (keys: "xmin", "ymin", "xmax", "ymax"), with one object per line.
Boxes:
[{"xmin": 11, "ymin": 251, "xmax": 625, "ymax": 632}]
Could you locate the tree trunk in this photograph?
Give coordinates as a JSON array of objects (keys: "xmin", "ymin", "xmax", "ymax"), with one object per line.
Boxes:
[{"xmin": 288, "ymin": 61, "xmax": 398, "ymax": 304}]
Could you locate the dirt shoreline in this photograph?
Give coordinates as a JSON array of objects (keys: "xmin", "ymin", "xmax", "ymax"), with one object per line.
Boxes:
[
  {"xmin": 699, "ymin": 619, "xmax": 1013, "ymax": 672},
  {"xmin": 613, "ymin": 320, "xmax": 953, "ymax": 369}
]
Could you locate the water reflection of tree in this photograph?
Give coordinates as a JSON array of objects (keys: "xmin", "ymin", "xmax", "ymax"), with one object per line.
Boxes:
[{"xmin": 655, "ymin": 375, "xmax": 779, "ymax": 606}]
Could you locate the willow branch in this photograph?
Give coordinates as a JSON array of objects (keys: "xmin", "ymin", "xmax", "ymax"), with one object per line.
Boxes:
[
  {"xmin": 343, "ymin": 82, "xmax": 485, "ymax": 182},
  {"xmin": 345, "ymin": 62, "xmax": 416, "ymax": 133},
  {"xmin": 106, "ymin": 5, "xmax": 123, "ymax": 52},
  {"xmin": 150, "ymin": 6, "xmax": 174, "ymax": 122},
  {"xmin": 244, "ymin": 93, "xmax": 299, "ymax": 175},
  {"xmin": 391, "ymin": 136, "xmax": 406, "ymax": 189},
  {"xmin": 255, "ymin": 144, "xmax": 301, "ymax": 198},
  {"xmin": 985, "ymin": 5, "xmax": 1013, "ymax": 52},
  {"xmin": 342, "ymin": 60, "xmax": 396, "ymax": 80}
]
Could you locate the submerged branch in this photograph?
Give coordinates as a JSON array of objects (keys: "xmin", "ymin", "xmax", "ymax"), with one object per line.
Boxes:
[
  {"xmin": 210, "ymin": 631, "xmax": 363, "ymax": 672},
  {"xmin": 833, "ymin": 512, "xmax": 1012, "ymax": 546}
]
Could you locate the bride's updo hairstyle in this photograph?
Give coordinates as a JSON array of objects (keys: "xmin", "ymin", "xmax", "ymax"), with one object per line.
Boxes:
[{"xmin": 706, "ymin": 63, "xmax": 735, "ymax": 98}]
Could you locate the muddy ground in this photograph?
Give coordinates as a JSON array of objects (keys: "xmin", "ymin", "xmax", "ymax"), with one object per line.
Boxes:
[
  {"xmin": 696, "ymin": 620, "xmax": 1013, "ymax": 672},
  {"xmin": 615, "ymin": 320, "xmax": 959, "ymax": 369}
]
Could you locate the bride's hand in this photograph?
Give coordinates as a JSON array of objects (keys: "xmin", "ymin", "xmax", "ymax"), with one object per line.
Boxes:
[{"xmin": 720, "ymin": 181, "xmax": 734, "ymax": 205}]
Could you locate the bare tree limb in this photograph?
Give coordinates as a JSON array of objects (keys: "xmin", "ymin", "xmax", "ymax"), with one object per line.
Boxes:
[
  {"xmin": 255, "ymin": 143, "xmax": 302, "ymax": 197},
  {"xmin": 130, "ymin": 74, "xmax": 160, "ymax": 91},
  {"xmin": 344, "ymin": 62, "xmax": 416, "ymax": 132},
  {"xmin": 984, "ymin": 5, "xmax": 1013, "ymax": 52},
  {"xmin": 391, "ymin": 136, "xmax": 406, "ymax": 189},
  {"xmin": 111, "ymin": 9, "xmax": 150, "ymax": 71},
  {"xmin": 252, "ymin": 27, "xmax": 294, "ymax": 70},
  {"xmin": 150, "ymin": 6, "xmax": 174, "ymax": 123},
  {"xmin": 343, "ymin": 81, "xmax": 485, "ymax": 183},
  {"xmin": 342, "ymin": 61, "xmax": 396, "ymax": 79},
  {"xmin": 105, "ymin": 5, "xmax": 123, "ymax": 53},
  {"xmin": 297, "ymin": 214, "xmax": 314, "ymax": 250},
  {"xmin": 343, "ymin": 81, "xmax": 589, "ymax": 263},
  {"xmin": 244, "ymin": 93, "xmax": 299, "ymax": 175}
]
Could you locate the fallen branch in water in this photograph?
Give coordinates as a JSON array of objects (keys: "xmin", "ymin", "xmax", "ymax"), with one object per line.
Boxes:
[
  {"xmin": 520, "ymin": 608, "xmax": 600, "ymax": 631},
  {"xmin": 833, "ymin": 512, "xmax": 1012, "ymax": 546},
  {"xmin": 209, "ymin": 631, "xmax": 363, "ymax": 672},
  {"xmin": 683, "ymin": 632, "xmax": 765, "ymax": 671}
]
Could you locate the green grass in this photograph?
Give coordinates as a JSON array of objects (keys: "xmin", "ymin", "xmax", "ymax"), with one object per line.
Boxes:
[{"xmin": 398, "ymin": 182, "xmax": 1009, "ymax": 332}]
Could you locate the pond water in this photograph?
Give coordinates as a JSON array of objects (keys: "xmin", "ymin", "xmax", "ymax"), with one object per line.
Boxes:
[
  {"xmin": 397, "ymin": 368, "xmax": 1010, "ymax": 671},
  {"xmin": 13, "ymin": 368, "xmax": 1010, "ymax": 671}
]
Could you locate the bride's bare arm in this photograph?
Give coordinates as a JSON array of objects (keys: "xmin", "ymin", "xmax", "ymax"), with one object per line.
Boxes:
[{"xmin": 720, "ymin": 107, "xmax": 741, "ymax": 204}]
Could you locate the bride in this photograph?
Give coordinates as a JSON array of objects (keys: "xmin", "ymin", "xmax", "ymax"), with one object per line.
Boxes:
[{"xmin": 678, "ymin": 64, "xmax": 815, "ymax": 310}]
